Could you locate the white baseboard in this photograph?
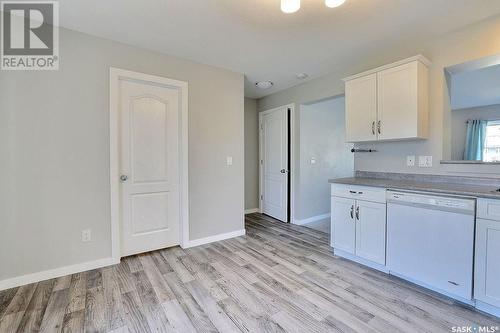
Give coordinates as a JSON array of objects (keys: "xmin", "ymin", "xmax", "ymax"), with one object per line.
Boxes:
[
  {"xmin": 475, "ymin": 300, "xmax": 500, "ymax": 318},
  {"xmin": 245, "ymin": 208, "xmax": 260, "ymax": 214},
  {"xmin": 0, "ymin": 257, "xmax": 119, "ymax": 291},
  {"xmin": 293, "ymin": 213, "xmax": 331, "ymax": 225},
  {"xmin": 184, "ymin": 229, "xmax": 246, "ymax": 248}
]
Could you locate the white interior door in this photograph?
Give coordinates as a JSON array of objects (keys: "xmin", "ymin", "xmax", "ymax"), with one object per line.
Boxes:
[
  {"xmin": 120, "ymin": 78, "xmax": 180, "ymax": 256},
  {"xmin": 260, "ymin": 107, "xmax": 289, "ymax": 222}
]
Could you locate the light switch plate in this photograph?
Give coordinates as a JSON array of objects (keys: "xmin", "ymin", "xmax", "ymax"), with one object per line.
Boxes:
[
  {"xmin": 310, "ymin": 157, "xmax": 316, "ymax": 165},
  {"xmin": 226, "ymin": 156, "xmax": 233, "ymax": 166},
  {"xmin": 407, "ymin": 155, "xmax": 415, "ymax": 167},
  {"xmin": 418, "ymin": 156, "xmax": 433, "ymax": 168}
]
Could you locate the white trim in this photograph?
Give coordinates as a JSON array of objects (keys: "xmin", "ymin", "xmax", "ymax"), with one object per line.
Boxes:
[
  {"xmin": 0, "ymin": 257, "xmax": 118, "ymax": 291},
  {"xmin": 259, "ymin": 104, "xmax": 295, "ymax": 223},
  {"xmin": 389, "ymin": 270, "xmax": 474, "ymax": 305},
  {"xmin": 184, "ymin": 229, "xmax": 246, "ymax": 249},
  {"xmin": 334, "ymin": 249, "xmax": 389, "ymax": 274},
  {"xmin": 475, "ymin": 300, "xmax": 500, "ymax": 318},
  {"xmin": 293, "ymin": 213, "xmax": 331, "ymax": 225},
  {"xmin": 343, "ymin": 55, "xmax": 431, "ymax": 82},
  {"xmin": 109, "ymin": 67, "xmax": 189, "ymax": 261},
  {"xmin": 289, "ymin": 104, "xmax": 296, "ymax": 223},
  {"xmin": 245, "ymin": 208, "xmax": 260, "ymax": 214}
]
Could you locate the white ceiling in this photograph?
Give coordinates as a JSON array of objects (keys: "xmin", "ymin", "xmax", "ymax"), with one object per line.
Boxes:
[
  {"xmin": 450, "ymin": 64, "xmax": 500, "ymax": 110},
  {"xmin": 59, "ymin": 0, "xmax": 500, "ymax": 98}
]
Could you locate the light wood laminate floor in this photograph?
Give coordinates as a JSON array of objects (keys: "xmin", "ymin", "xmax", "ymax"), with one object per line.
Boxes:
[
  {"xmin": 1, "ymin": 213, "xmax": 499, "ymax": 332},
  {"xmin": 302, "ymin": 218, "xmax": 331, "ymax": 234}
]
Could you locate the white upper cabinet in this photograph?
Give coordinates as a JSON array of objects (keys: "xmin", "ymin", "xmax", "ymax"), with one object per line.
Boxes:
[
  {"xmin": 345, "ymin": 74, "xmax": 378, "ymax": 142},
  {"xmin": 344, "ymin": 56, "xmax": 430, "ymax": 143}
]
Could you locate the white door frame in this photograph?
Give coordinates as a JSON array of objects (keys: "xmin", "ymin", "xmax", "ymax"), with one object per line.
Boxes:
[
  {"xmin": 259, "ymin": 104, "xmax": 295, "ymax": 223},
  {"xmin": 109, "ymin": 67, "xmax": 189, "ymax": 263}
]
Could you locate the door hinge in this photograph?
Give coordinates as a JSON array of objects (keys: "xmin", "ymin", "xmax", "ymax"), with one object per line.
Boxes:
[{"xmin": 260, "ymin": 195, "xmax": 263, "ymax": 200}]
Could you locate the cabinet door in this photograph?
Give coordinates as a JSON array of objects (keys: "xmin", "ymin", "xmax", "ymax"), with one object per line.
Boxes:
[
  {"xmin": 377, "ymin": 62, "xmax": 418, "ymax": 140},
  {"xmin": 345, "ymin": 74, "xmax": 378, "ymax": 142},
  {"xmin": 475, "ymin": 218, "xmax": 500, "ymax": 307},
  {"xmin": 355, "ymin": 200, "xmax": 386, "ymax": 265},
  {"xmin": 331, "ymin": 197, "xmax": 356, "ymax": 254}
]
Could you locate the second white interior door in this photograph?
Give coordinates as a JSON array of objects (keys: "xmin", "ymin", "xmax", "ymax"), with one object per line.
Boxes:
[{"xmin": 260, "ymin": 106, "xmax": 289, "ymax": 222}]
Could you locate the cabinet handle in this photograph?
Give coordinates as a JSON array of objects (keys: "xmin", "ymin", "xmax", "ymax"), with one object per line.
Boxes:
[
  {"xmin": 355, "ymin": 206, "xmax": 360, "ymax": 220},
  {"xmin": 371, "ymin": 121, "xmax": 375, "ymax": 135},
  {"xmin": 350, "ymin": 205, "xmax": 354, "ymax": 219},
  {"xmin": 377, "ymin": 121, "xmax": 381, "ymax": 135}
]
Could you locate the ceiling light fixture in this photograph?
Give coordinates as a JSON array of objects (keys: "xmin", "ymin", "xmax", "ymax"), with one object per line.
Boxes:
[
  {"xmin": 255, "ymin": 81, "xmax": 274, "ymax": 90},
  {"xmin": 325, "ymin": 0, "xmax": 346, "ymax": 8},
  {"xmin": 281, "ymin": 0, "xmax": 300, "ymax": 14}
]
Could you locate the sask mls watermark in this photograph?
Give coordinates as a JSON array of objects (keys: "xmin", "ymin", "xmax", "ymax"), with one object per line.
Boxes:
[{"xmin": 1, "ymin": 1, "xmax": 59, "ymax": 70}]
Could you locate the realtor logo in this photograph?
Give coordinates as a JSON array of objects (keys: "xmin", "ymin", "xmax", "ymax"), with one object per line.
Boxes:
[{"xmin": 1, "ymin": 1, "xmax": 59, "ymax": 70}]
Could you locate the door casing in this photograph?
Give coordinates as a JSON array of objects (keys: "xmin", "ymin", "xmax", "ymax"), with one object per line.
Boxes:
[{"xmin": 109, "ymin": 67, "xmax": 189, "ymax": 262}]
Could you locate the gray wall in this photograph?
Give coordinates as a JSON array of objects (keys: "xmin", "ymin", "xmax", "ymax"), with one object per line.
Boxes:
[
  {"xmin": 258, "ymin": 15, "xmax": 500, "ymax": 178},
  {"xmin": 244, "ymin": 98, "xmax": 259, "ymax": 210},
  {"xmin": 0, "ymin": 27, "xmax": 244, "ymax": 281},
  {"xmin": 451, "ymin": 104, "xmax": 500, "ymax": 160},
  {"xmin": 299, "ymin": 97, "xmax": 353, "ymax": 220}
]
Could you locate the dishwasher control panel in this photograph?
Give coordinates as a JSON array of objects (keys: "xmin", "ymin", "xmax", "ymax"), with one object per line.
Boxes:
[{"xmin": 387, "ymin": 191, "xmax": 475, "ymax": 213}]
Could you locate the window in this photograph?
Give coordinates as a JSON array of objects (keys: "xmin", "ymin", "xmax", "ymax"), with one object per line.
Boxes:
[{"xmin": 483, "ymin": 121, "xmax": 500, "ymax": 162}]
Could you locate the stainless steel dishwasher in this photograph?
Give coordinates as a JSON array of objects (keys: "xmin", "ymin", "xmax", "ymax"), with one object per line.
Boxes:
[{"xmin": 386, "ymin": 190, "xmax": 476, "ymax": 302}]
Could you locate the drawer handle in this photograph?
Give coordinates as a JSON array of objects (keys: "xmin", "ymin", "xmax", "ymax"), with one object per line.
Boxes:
[{"xmin": 349, "ymin": 190, "xmax": 364, "ymax": 195}]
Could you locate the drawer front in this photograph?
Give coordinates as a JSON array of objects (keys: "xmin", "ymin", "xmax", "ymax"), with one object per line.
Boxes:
[
  {"xmin": 478, "ymin": 199, "xmax": 500, "ymax": 221},
  {"xmin": 331, "ymin": 184, "xmax": 386, "ymax": 203}
]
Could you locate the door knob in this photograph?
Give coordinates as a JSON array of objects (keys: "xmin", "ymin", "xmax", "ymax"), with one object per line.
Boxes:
[
  {"xmin": 120, "ymin": 175, "xmax": 128, "ymax": 182},
  {"xmin": 280, "ymin": 169, "xmax": 287, "ymax": 174}
]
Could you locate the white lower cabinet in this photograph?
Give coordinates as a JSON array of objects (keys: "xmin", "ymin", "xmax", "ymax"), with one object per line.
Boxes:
[
  {"xmin": 355, "ymin": 200, "xmax": 386, "ymax": 265},
  {"xmin": 330, "ymin": 185, "xmax": 500, "ymax": 317},
  {"xmin": 475, "ymin": 218, "xmax": 500, "ymax": 308},
  {"xmin": 331, "ymin": 185, "xmax": 386, "ymax": 267},
  {"xmin": 331, "ymin": 197, "xmax": 356, "ymax": 254}
]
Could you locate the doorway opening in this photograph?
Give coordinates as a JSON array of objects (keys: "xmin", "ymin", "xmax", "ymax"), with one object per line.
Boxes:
[{"xmin": 295, "ymin": 95, "xmax": 354, "ymax": 236}]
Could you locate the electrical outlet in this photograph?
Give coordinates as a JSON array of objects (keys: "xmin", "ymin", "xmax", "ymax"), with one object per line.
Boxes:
[
  {"xmin": 226, "ymin": 156, "xmax": 233, "ymax": 166},
  {"xmin": 418, "ymin": 156, "xmax": 433, "ymax": 168},
  {"xmin": 406, "ymin": 155, "xmax": 415, "ymax": 167},
  {"xmin": 82, "ymin": 229, "xmax": 91, "ymax": 242}
]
